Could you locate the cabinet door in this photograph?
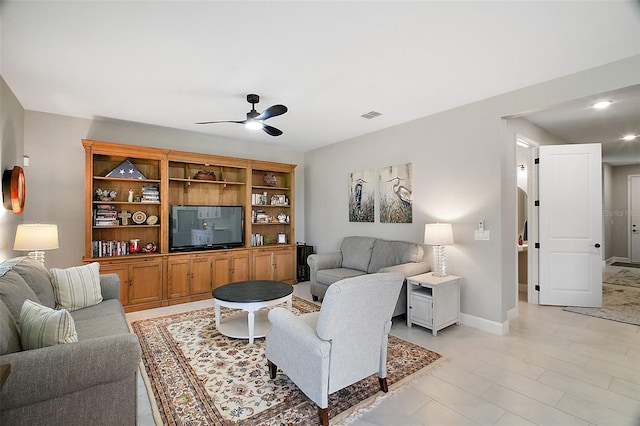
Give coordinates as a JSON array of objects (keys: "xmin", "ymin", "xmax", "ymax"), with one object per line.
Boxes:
[
  {"xmin": 212, "ymin": 256, "xmax": 232, "ymax": 288},
  {"xmin": 190, "ymin": 256, "xmax": 212, "ymax": 295},
  {"xmin": 231, "ymin": 253, "xmax": 250, "ymax": 282},
  {"xmin": 252, "ymin": 251, "xmax": 274, "ymax": 280},
  {"xmin": 273, "ymin": 248, "xmax": 295, "ymax": 282},
  {"xmin": 410, "ymin": 293, "xmax": 433, "ymax": 327},
  {"xmin": 129, "ymin": 261, "xmax": 163, "ymax": 305},
  {"xmin": 98, "ymin": 263, "xmax": 129, "ymax": 306},
  {"xmin": 168, "ymin": 258, "xmax": 190, "ymax": 299}
]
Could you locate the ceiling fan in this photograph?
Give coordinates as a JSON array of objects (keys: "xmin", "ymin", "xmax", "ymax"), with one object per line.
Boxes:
[{"xmin": 196, "ymin": 94, "xmax": 288, "ymax": 137}]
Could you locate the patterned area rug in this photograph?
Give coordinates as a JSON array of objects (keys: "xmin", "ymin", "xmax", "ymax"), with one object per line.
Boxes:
[
  {"xmin": 131, "ymin": 296, "xmax": 444, "ymax": 425},
  {"xmin": 563, "ymin": 269, "xmax": 640, "ymax": 326},
  {"xmin": 604, "ymin": 268, "xmax": 640, "ymax": 288}
]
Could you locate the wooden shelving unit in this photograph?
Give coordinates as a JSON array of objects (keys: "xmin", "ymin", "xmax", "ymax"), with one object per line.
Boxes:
[{"xmin": 83, "ymin": 140, "xmax": 296, "ymax": 312}]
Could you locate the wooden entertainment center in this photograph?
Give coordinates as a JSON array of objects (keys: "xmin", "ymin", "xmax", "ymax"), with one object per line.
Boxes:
[{"xmin": 82, "ymin": 139, "xmax": 296, "ymax": 312}]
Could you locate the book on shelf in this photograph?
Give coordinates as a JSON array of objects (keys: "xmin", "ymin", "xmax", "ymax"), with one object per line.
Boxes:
[
  {"xmin": 92, "ymin": 240, "xmax": 131, "ymax": 257},
  {"xmin": 252, "ymin": 209, "xmax": 269, "ymax": 223},
  {"xmin": 251, "ymin": 233, "xmax": 264, "ymax": 246},
  {"xmin": 141, "ymin": 185, "xmax": 160, "ymax": 203},
  {"xmin": 94, "ymin": 205, "xmax": 118, "ymax": 226}
]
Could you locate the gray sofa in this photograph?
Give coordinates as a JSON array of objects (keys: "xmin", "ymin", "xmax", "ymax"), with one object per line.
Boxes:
[
  {"xmin": 0, "ymin": 257, "xmax": 142, "ymax": 426},
  {"xmin": 307, "ymin": 236, "xmax": 430, "ymax": 316}
]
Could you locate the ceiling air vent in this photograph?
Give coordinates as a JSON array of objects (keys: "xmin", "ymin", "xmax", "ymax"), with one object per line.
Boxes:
[{"xmin": 361, "ymin": 111, "xmax": 382, "ymax": 119}]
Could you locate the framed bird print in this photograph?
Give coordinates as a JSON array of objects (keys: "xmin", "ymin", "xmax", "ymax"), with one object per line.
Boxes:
[
  {"xmin": 379, "ymin": 163, "xmax": 412, "ymax": 223},
  {"xmin": 348, "ymin": 169, "xmax": 375, "ymax": 222}
]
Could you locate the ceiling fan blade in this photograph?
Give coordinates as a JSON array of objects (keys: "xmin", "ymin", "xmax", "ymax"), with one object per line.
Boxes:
[
  {"xmin": 195, "ymin": 120, "xmax": 244, "ymax": 125},
  {"xmin": 262, "ymin": 124, "xmax": 283, "ymax": 137},
  {"xmin": 256, "ymin": 104, "xmax": 288, "ymax": 121}
]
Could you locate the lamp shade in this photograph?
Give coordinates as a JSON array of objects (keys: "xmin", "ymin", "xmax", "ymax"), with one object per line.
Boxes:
[
  {"xmin": 14, "ymin": 224, "xmax": 59, "ymax": 251},
  {"xmin": 424, "ymin": 223, "xmax": 454, "ymax": 246}
]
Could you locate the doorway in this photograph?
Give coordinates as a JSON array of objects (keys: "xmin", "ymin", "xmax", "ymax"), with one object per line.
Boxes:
[
  {"xmin": 515, "ymin": 136, "xmax": 538, "ymax": 304},
  {"xmin": 630, "ymin": 175, "xmax": 640, "ymax": 263}
]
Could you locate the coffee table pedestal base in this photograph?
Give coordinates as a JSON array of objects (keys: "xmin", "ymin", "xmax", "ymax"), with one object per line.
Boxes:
[
  {"xmin": 217, "ymin": 310, "xmax": 272, "ymax": 342},
  {"xmin": 214, "ymin": 294, "xmax": 292, "ymax": 344}
]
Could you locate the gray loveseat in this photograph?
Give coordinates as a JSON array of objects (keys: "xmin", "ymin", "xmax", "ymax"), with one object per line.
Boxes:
[
  {"xmin": 307, "ymin": 236, "xmax": 430, "ymax": 316},
  {"xmin": 0, "ymin": 257, "xmax": 142, "ymax": 425}
]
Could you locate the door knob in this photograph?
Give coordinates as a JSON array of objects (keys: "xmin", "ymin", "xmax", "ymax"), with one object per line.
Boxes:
[{"xmin": 594, "ymin": 243, "xmax": 601, "ymax": 248}]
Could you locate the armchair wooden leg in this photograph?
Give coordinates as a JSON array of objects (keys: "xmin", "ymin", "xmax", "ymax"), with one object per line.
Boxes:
[
  {"xmin": 267, "ymin": 360, "xmax": 277, "ymax": 379},
  {"xmin": 318, "ymin": 406, "xmax": 329, "ymax": 426},
  {"xmin": 379, "ymin": 377, "xmax": 389, "ymax": 393}
]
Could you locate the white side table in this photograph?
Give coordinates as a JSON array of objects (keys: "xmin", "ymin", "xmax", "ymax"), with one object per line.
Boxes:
[{"xmin": 406, "ymin": 272, "xmax": 460, "ymax": 336}]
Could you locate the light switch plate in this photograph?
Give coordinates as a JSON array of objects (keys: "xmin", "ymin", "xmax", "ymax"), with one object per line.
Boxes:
[{"xmin": 475, "ymin": 230, "xmax": 490, "ymax": 241}]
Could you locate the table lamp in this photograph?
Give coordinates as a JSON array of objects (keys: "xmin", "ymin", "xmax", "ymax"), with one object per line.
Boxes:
[
  {"xmin": 14, "ymin": 223, "xmax": 59, "ymax": 264},
  {"xmin": 424, "ymin": 223, "xmax": 454, "ymax": 277}
]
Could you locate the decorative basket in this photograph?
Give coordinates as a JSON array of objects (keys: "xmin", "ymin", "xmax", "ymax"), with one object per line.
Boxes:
[
  {"xmin": 263, "ymin": 172, "xmax": 277, "ymax": 187},
  {"xmin": 194, "ymin": 170, "xmax": 216, "ymax": 181}
]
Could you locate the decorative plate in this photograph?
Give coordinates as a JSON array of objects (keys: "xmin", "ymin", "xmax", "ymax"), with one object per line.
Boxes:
[
  {"xmin": 146, "ymin": 215, "xmax": 158, "ymax": 225},
  {"xmin": 132, "ymin": 211, "xmax": 147, "ymax": 224}
]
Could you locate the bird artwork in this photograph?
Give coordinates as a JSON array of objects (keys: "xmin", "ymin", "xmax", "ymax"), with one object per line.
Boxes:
[
  {"xmin": 388, "ymin": 177, "xmax": 412, "ymax": 206},
  {"xmin": 379, "ymin": 163, "xmax": 412, "ymax": 223},
  {"xmin": 349, "ymin": 171, "xmax": 374, "ymax": 222},
  {"xmin": 354, "ymin": 178, "xmax": 367, "ymax": 211}
]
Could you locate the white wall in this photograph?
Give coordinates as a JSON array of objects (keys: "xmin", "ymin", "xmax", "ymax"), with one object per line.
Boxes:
[
  {"xmin": 304, "ymin": 55, "xmax": 640, "ymax": 332},
  {"xmin": 0, "ymin": 77, "xmax": 25, "ymax": 261},
  {"xmin": 22, "ymin": 113, "xmax": 305, "ymax": 268}
]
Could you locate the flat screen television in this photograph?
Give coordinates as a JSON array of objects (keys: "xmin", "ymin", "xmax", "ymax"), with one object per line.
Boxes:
[{"xmin": 170, "ymin": 205, "xmax": 244, "ymax": 252}]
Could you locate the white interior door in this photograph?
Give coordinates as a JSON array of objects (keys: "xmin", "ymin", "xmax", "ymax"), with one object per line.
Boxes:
[
  {"xmin": 630, "ymin": 175, "xmax": 640, "ymax": 263},
  {"xmin": 539, "ymin": 143, "xmax": 602, "ymax": 307}
]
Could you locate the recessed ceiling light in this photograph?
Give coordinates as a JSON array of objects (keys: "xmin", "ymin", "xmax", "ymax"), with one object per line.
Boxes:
[
  {"xmin": 622, "ymin": 134, "xmax": 637, "ymax": 141},
  {"xmin": 592, "ymin": 101, "xmax": 612, "ymax": 109}
]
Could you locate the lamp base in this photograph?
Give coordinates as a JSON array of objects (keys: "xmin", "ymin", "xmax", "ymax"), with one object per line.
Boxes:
[
  {"xmin": 26, "ymin": 251, "xmax": 46, "ymax": 264},
  {"xmin": 432, "ymin": 245, "xmax": 447, "ymax": 277}
]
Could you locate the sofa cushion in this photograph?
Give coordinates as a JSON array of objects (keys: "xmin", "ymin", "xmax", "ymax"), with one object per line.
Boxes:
[
  {"xmin": 20, "ymin": 299, "xmax": 78, "ymax": 350},
  {"xmin": 0, "ymin": 299, "xmax": 21, "ymax": 355},
  {"xmin": 340, "ymin": 236, "xmax": 376, "ymax": 272},
  {"xmin": 367, "ymin": 239, "xmax": 425, "ymax": 273},
  {"xmin": 71, "ymin": 299, "xmax": 129, "ymax": 340},
  {"xmin": 0, "ymin": 269, "xmax": 40, "ymax": 325},
  {"xmin": 11, "ymin": 257, "xmax": 56, "ymax": 309},
  {"xmin": 50, "ymin": 262, "xmax": 103, "ymax": 311},
  {"xmin": 316, "ymin": 268, "xmax": 367, "ymax": 285}
]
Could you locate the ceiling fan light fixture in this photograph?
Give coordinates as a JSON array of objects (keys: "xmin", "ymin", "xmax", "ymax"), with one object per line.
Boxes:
[
  {"xmin": 622, "ymin": 134, "xmax": 637, "ymax": 141},
  {"xmin": 245, "ymin": 120, "xmax": 264, "ymax": 130}
]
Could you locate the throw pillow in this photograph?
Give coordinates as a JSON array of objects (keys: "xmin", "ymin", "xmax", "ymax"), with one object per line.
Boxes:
[
  {"xmin": 0, "ymin": 269, "xmax": 40, "ymax": 325},
  {"xmin": 20, "ymin": 299, "xmax": 78, "ymax": 350},
  {"xmin": 50, "ymin": 262, "xmax": 103, "ymax": 311}
]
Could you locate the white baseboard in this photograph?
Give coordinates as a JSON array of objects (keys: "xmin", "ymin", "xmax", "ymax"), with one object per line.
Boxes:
[
  {"xmin": 460, "ymin": 313, "xmax": 509, "ymax": 336},
  {"xmin": 607, "ymin": 256, "xmax": 629, "ymax": 264}
]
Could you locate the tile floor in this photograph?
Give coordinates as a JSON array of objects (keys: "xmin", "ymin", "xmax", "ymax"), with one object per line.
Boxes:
[{"xmin": 128, "ymin": 266, "xmax": 640, "ymax": 425}]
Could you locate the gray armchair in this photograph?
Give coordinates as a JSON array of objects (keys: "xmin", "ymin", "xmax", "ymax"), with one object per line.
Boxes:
[{"xmin": 265, "ymin": 272, "xmax": 404, "ymax": 426}]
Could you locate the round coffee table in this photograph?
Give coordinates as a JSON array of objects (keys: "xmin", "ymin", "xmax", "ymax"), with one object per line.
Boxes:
[{"xmin": 213, "ymin": 280, "xmax": 293, "ymax": 344}]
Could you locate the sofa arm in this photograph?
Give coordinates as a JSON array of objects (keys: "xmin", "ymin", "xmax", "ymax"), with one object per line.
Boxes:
[
  {"xmin": 0, "ymin": 333, "xmax": 141, "ymax": 410},
  {"xmin": 99, "ymin": 273, "xmax": 120, "ymax": 300},
  {"xmin": 379, "ymin": 261, "xmax": 430, "ymax": 277},
  {"xmin": 307, "ymin": 252, "xmax": 342, "ymax": 282}
]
